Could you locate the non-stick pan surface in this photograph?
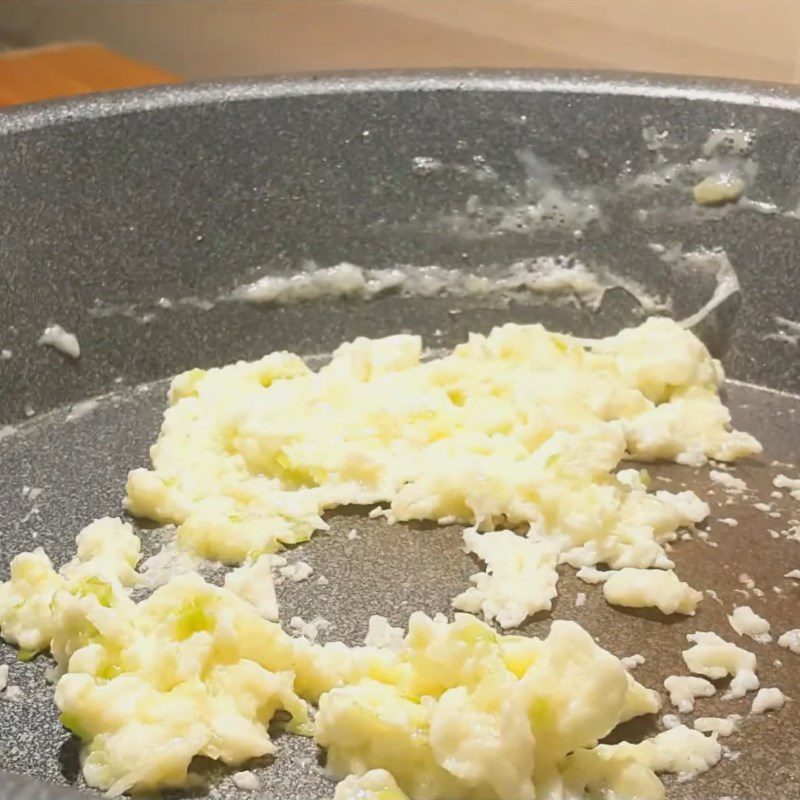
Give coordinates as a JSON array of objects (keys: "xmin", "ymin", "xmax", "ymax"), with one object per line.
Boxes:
[{"xmin": 0, "ymin": 72, "xmax": 798, "ymax": 799}]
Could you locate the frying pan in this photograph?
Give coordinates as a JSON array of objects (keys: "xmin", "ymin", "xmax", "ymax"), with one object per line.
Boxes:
[{"xmin": 0, "ymin": 72, "xmax": 798, "ymax": 799}]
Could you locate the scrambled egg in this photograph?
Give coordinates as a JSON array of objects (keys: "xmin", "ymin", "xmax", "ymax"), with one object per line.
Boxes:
[
  {"xmin": 682, "ymin": 631, "xmax": 759, "ymax": 699},
  {"xmin": 56, "ymin": 571, "xmax": 310, "ymax": 796},
  {"xmin": 560, "ymin": 724, "xmax": 721, "ymax": 798},
  {"xmin": 663, "ymin": 675, "xmax": 716, "ymax": 713},
  {"xmin": 334, "ymin": 769, "xmax": 409, "ymax": 800},
  {"xmin": 223, "ymin": 554, "xmax": 283, "ymax": 621},
  {"xmin": 0, "ymin": 518, "xmax": 140, "ymax": 655},
  {"xmin": 126, "ymin": 318, "xmax": 758, "ymax": 569},
  {"xmin": 603, "ymin": 569, "xmax": 703, "ymax": 616},
  {"xmin": 124, "ymin": 317, "xmax": 757, "ymax": 622},
  {"xmin": 0, "ymin": 318, "xmax": 762, "ymax": 798},
  {"xmin": 453, "ymin": 528, "xmax": 559, "ymax": 628},
  {"xmin": 0, "ymin": 519, "xmax": 729, "ymax": 799},
  {"xmin": 0, "ymin": 522, "xmax": 311, "ymax": 794},
  {"xmin": 316, "ymin": 613, "xmax": 663, "ymax": 800}
]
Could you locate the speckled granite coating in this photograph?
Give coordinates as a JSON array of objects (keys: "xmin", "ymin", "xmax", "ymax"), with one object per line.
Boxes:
[{"xmin": 0, "ymin": 73, "xmax": 799, "ymax": 798}]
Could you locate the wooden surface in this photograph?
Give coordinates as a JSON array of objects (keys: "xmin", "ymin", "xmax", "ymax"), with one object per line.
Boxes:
[
  {"xmin": 0, "ymin": 43, "xmax": 178, "ymax": 106},
  {"xmin": 1, "ymin": 1, "xmax": 800, "ymax": 100}
]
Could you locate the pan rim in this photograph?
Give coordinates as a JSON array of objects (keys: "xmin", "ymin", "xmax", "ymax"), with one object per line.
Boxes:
[
  {"xmin": 3, "ymin": 65, "xmax": 800, "ymax": 800},
  {"xmin": 3, "ymin": 68, "xmax": 800, "ymax": 136}
]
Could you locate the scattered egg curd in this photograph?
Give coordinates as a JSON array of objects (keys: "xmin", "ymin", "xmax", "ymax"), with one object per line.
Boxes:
[
  {"xmin": 603, "ymin": 568, "xmax": 703, "ymax": 616},
  {"xmin": 125, "ymin": 317, "xmax": 757, "ymax": 621},
  {"xmin": 0, "ymin": 517, "xmax": 703, "ymax": 800},
  {"xmin": 0, "ymin": 517, "xmax": 140, "ymax": 656},
  {"xmin": 334, "ymin": 769, "xmax": 409, "ymax": 800},
  {"xmin": 0, "ymin": 317, "xmax": 765, "ymax": 798},
  {"xmin": 682, "ymin": 631, "xmax": 759, "ymax": 699}
]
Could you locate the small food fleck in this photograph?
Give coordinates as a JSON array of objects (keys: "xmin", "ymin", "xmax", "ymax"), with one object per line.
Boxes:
[
  {"xmin": 232, "ymin": 770, "xmax": 260, "ymax": 792},
  {"xmin": 453, "ymin": 528, "xmax": 558, "ymax": 628},
  {"xmin": 37, "ymin": 324, "xmax": 80, "ymax": 359},
  {"xmin": 693, "ymin": 172, "xmax": 746, "ymax": 206},
  {"xmin": 661, "ymin": 713, "xmax": 682, "ymax": 730},
  {"xmin": 278, "ymin": 561, "xmax": 313, "ymax": 582},
  {"xmin": 603, "ymin": 568, "xmax": 702, "ymax": 615},
  {"xmin": 777, "ymin": 629, "xmax": 800, "ymax": 654},
  {"xmin": 621, "ymin": 653, "xmax": 645, "ymax": 670},
  {"xmin": 664, "ymin": 674, "xmax": 716, "ymax": 713},
  {"xmin": 774, "ymin": 473, "xmax": 800, "ymax": 501},
  {"xmin": 728, "ymin": 606, "xmax": 772, "ymax": 644},
  {"xmin": 575, "ymin": 566, "xmax": 612, "ymax": 584},
  {"xmin": 411, "ymin": 156, "xmax": 443, "ymax": 177},
  {"xmin": 288, "ymin": 615, "xmax": 331, "ymax": 642},
  {"xmin": 682, "ymin": 631, "xmax": 759, "ymax": 700},
  {"xmin": 693, "ymin": 715, "xmax": 739, "ymax": 737},
  {"xmin": 709, "ymin": 470, "xmax": 747, "ymax": 493},
  {"xmin": 4, "ymin": 685, "xmax": 22, "ymax": 702},
  {"xmin": 750, "ymin": 687, "xmax": 786, "ymax": 714}
]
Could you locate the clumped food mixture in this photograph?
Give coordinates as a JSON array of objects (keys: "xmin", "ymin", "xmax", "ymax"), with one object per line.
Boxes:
[
  {"xmin": 125, "ymin": 316, "xmax": 756, "ymax": 569},
  {"xmin": 0, "ymin": 317, "xmax": 792, "ymax": 799}
]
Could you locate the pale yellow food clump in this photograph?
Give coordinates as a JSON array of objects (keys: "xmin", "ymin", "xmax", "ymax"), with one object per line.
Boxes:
[
  {"xmin": 682, "ymin": 631, "xmax": 759, "ymax": 700},
  {"xmin": 603, "ymin": 568, "xmax": 703, "ymax": 616},
  {"xmin": 0, "ymin": 517, "xmax": 140, "ymax": 655},
  {"xmin": 0, "ymin": 522, "xmax": 316, "ymax": 794},
  {"xmin": 334, "ymin": 769, "xmax": 409, "ymax": 800},
  {"xmin": 316, "ymin": 613, "xmax": 666, "ymax": 800},
  {"xmin": 125, "ymin": 318, "xmax": 758, "ymax": 623},
  {"xmin": 0, "ymin": 521, "xmax": 683, "ymax": 799},
  {"xmin": 55, "ymin": 572, "xmax": 312, "ymax": 796},
  {"xmin": 0, "ymin": 317, "xmax": 761, "ymax": 798},
  {"xmin": 0, "ymin": 518, "xmax": 728, "ymax": 800}
]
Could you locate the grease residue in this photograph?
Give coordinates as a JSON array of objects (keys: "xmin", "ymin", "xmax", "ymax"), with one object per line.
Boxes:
[
  {"xmin": 234, "ymin": 259, "xmax": 667, "ymax": 314},
  {"xmin": 85, "ymin": 255, "xmax": 670, "ymax": 324},
  {"xmin": 649, "ymin": 244, "xmax": 740, "ymax": 329},
  {"xmin": 623, "ymin": 125, "xmax": 759, "ymax": 209},
  {"xmin": 439, "ymin": 149, "xmax": 602, "ymax": 237},
  {"xmin": 766, "ymin": 316, "xmax": 800, "ymax": 346}
]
